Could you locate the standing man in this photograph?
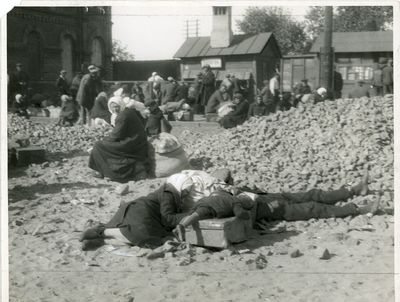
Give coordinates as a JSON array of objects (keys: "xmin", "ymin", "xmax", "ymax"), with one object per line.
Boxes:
[
  {"xmin": 269, "ymin": 73, "xmax": 280, "ymax": 106},
  {"xmin": 333, "ymin": 70, "xmax": 343, "ymax": 99},
  {"xmin": 382, "ymin": 59, "xmax": 393, "ymax": 95},
  {"xmin": 55, "ymin": 70, "xmax": 70, "ymax": 97},
  {"xmin": 371, "ymin": 63, "xmax": 383, "ymax": 96},
  {"xmin": 76, "ymin": 65, "xmax": 103, "ymax": 125},
  {"xmin": 199, "ymin": 64, "xmax": 215, "ymax": 115},
  {"xmin": 8, "ymin": 62, "xmax": 30, "ymax": 106}
]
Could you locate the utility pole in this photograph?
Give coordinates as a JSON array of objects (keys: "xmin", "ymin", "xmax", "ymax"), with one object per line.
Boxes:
[{"xmin": 320, "ymin": 6, "xmax": 334, "ymax": 93}]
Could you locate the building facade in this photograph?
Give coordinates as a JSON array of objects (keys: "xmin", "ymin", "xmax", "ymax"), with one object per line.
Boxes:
[
  {"xmin": 7, "ymin": 6, "xmax": 113, "ymax": 96},
  {"xmin": 174, "ymin": 6, "xmax": 281, "ymax": 100}
]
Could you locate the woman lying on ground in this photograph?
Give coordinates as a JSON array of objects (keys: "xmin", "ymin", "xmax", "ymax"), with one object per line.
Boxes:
[
  {"xmin": 79, "ymin": 171, "xmax": 235, "ymax": 250},
  {"xmin": 88, "ymin": 96, "xmax": 149, "ymax": 183},
  {"xmin": 173, "ymin": 169, "xmax": 378, "ymax": 242}
]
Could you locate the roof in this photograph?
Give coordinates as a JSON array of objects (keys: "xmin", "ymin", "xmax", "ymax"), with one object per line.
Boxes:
[
  {"xmin": 310, "ymin": 31, "xmax": 393, "ymax": 53},
  {"xmin": 174, "ymin": 32, "xmax": 276, "ymax": 58}
]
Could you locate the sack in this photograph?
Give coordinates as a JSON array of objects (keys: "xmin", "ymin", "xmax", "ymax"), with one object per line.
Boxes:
[
  {"xmin": 161, "ymin": 118, "xmax": 172, "ymax": 133},
  {"xmin": 148, "ymin": 132, "xmax": 181, "ymax": 154},
  {"xmin": 217, "ymin": 102, "xmax": 234, "ymax": 118},
  {"xmin": 154, "ymin": 147, "xmax": 190, "ymax": 178}
]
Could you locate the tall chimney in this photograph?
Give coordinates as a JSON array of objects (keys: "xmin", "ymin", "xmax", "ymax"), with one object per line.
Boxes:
[{"xmin": 210, "ymin": 6, "xmax": 233, "ymax": 48}]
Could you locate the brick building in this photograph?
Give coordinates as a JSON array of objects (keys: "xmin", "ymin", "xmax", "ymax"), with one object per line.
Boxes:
[{"xmin": 7, "ymin": 6, "xmax": 113, "ymax": 97}]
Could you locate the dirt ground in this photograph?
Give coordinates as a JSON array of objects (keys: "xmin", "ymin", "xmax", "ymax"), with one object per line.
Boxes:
[{"xmin": 7, "ymin": 121, "xmax": 394, "ymax": 302}]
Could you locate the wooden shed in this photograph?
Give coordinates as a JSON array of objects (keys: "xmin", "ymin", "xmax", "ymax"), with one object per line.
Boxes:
[
  {"xmin": 174, "ymin": 33, "xmax": 281, "ymax": 97},
  {"xmin": 310, "ymin": 31, "xmax": 393, "ymax": 96}
]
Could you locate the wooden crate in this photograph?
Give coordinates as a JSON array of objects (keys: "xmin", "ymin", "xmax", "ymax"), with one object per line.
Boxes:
[
  {"xmin": 185, "ymin": 214, "xmax": 253, "ymax": 249},
  {"xmin": 15, "ymin": 146, "xmax": 46, "ymax": 166}
]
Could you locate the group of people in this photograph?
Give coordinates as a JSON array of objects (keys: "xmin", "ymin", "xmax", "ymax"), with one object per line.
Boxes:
[{"xmin": 80, "ymin": 168, "xmax": 379, "ymax": 250}]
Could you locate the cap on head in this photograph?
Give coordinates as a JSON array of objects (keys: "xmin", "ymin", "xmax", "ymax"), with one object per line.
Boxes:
[
  {"xmin": 16, "ymin": 62, "xmax": 23, "ymax": 67},
  {"xmin": 60, "ymin": 70, "xmax": 67, "ymax": 74},
  {"xmin": 202, "ymin": 64, "xmax": 211, "ymax": 70},
  {"xmin": 167, "ymin": 76, "xmax": 174, "ymax": 82},
  {"xmin": 88, "ymin": 65, "xmax": 99, "ymax": 73},
  {"xmin": 152, "ymin": 72, "xmax": 158, "ymax": 76},
  {"xmin": 301, "ymin": 78, "xmax": 308, "ymax": 83}
]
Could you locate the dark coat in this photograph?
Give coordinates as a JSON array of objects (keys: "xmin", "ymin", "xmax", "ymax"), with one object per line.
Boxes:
[
  {"xmin": 55, "ymin": 76, "xmax": 70, "ymax": 96},
  {"xmin": 76, "ymin": 74, "xmax": 103, "ymax": 109},
  {"xmin": 145, "ymin": 107, "xmax": 164, "ymax": 136},
  {"xmin": 175, "ymin": 84, "xmax": 189, "ymax": 101},
  {"xmin": 105, "ymin": 184, "xmax": 187, "ymax": 247},
  {"xmin": 90, "ymin": 94, "xmax": 111, "ymax": 124},
  {"xmin": 333, "ymin": 71, "xmax": 343, "ymax": 92},
  {"xmin": 162, "ymin": 82, "xmax": 178, "ymax": 104},
  {"xmin": 205, "ymin": 90, "xmax": 229, "ymax": 113},
  {"xmin": 9, "ymin": 70, "xmax": 30, "ymax": 95},
  {"xmin": 219, "ymin": 99, "xmax": 250, "ymax": 129},
  {"xmin": 260, "ymin": 86, "xmax": 274, "ymax": 105},
  {"xmin": 88, "ymin": 108, "xmax": 148, "ymax": 182},
  {"xmin": 372, "ymin": 69, "xmax": 383, "ymax": 87},
  {"xmin": 382, "ymin": 65, "xmax": 393, "ymax": 85},
  {"xmin": 247, "ymin": 102, "xmax": 269, "ymax": 118},
  {"xmin": 200, "ymin": 71, "xmax": 215, "ymax": 106}
]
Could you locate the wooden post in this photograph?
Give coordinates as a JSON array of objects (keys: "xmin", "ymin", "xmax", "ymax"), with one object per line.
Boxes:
[{"xmin": 320, "ymin": 6, "xmax": 334, "ymax": 93}]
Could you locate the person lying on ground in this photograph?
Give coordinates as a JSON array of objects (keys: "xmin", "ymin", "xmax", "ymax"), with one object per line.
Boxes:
[
  {"xmin": 173, "ymin": 190, "xmax": 254, "ymax": 242},
  {"xmin": 88, "ymin": 96, "xmax": 149, "ymax": 182},
  {"xmin": 79, "ymin": 173, "xmax": 195, "ymax": 250},
  {"xmin": 214, "ymin": 168, "xmax": 378, "ymax": 223}
]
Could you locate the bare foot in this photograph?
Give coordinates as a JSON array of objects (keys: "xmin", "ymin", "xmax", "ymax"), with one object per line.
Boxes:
[{"xmin": 351, "ymin": 171, "xmax": 369, "ymax": 196}]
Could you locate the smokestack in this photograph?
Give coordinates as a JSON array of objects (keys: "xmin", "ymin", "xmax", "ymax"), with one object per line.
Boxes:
[{"xmin": 210, "ymin": 6, "xmax": 233, "ymax": 48}]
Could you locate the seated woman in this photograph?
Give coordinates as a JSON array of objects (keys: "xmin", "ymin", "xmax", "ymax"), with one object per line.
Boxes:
[
  {"xmin": 219, "ymin": 91, "xmax": 250, "ymax": 129},
  {"xmin": 88, "ymin": 96, "xmax": 149, "ymax": 182},
  {"xmin": 90, "ymin": 92, "xmax": 111, "ymax": 126},
  {"xmin": 79, "ymin": 173, "xmax": 194, "ymax": 250}
]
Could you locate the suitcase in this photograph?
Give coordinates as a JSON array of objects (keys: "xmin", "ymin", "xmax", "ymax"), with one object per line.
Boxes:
[
  {"xmin": 15, "ymin": 146, "xmax": 46, "ymax": 166},
  {"xmin": 185, "ymin": 214, "xmax": 253, "ymax": 249}
]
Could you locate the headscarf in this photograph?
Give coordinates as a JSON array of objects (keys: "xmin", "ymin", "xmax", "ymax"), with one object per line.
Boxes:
[
  {"xmin": 166, "ymin": 173, "xmax": 193, "ymax": 197},
  {"xmin": 317, "ymin": 87, "xmax": 327, "ymax": 96},
  {"xmin": 108, "ymin": 96, "xmax": 126, "ymax": 126}
]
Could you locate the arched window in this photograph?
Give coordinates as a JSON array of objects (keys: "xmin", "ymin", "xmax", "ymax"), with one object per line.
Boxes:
[
  {"xmin": 61, "ymin": 34, "xmax": 74, "ymax": 81},
  {"xmin": 26, "ymin": 31, "xmax": 43, "ymax": 80},
  {"xmin": 91, "ymin": 37, "xmax": 104, "ymax": 67}
]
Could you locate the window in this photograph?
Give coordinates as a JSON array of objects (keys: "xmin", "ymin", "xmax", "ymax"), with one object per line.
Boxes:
[
  {"xmin": 337, "ymin": 65, "xmax": 373, "ymax": 81},
  {"xmin": 214, "ymin": 7, "xmax": 227, "ymax": 15}
]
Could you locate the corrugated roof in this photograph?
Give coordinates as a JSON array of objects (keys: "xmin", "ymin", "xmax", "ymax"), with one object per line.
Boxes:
[
  {"xmin": 310, "ymin": 31, "xmax": 393, "ymax": 53},
  {"xmin": 174, "ymin": 32, "xmax": 274, "ymax": 58}
]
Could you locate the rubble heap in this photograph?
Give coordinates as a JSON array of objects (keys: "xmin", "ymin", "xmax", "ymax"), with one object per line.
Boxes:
[{"xmin": 182, "ymin": 96, "xmax": 394, "ymax": 210}]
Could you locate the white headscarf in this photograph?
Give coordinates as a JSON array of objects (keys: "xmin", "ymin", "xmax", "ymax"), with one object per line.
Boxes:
[
  {"xmin": 166, "ymin": 173, "xmax": 193, "ymax": 197},
  {"xmin": 108, "ymin": 96, "xmax": 126, "ymax": 126},
  {"xmin": 317, "ymin": 87, "xmax": 327, "ymax": 96}
]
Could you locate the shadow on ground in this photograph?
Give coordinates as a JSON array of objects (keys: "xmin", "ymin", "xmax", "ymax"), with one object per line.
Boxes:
[{"xmin": 8, "ymin": 181, "xmax": 111, "ymax": 203}]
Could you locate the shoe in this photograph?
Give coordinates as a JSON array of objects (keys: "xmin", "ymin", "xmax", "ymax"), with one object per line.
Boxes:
[{"xmin": 357, "ymin": 198, "xmax": 381, "ymax": 215}]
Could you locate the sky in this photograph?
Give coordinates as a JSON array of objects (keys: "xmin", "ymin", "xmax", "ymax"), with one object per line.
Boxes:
[{"xmin": 112, "ymin": 5, "xmax": 310, "ymax": 61}]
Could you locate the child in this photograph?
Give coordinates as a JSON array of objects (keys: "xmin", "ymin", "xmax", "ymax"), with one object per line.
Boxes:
[
  {"xmin": 173, "ymin": 190, "xmax": 254, "ymax": 242},
  {"xmin": 144, "ymin": 99, "xmax": 171, "ymax": 136}
]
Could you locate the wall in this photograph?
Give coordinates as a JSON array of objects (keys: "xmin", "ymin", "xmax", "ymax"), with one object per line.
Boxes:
[{"xmin": 7, "ymin": 6, "xmax": 112, "ymax": 102}]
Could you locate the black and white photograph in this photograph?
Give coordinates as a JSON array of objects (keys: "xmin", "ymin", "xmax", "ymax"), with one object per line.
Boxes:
[{"xmin": 2, "ymin": 1, "xmax": 398, "ymax": 301}]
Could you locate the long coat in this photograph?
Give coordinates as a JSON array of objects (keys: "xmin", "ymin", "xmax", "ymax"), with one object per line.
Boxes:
[
  {"xmin": 55, "ymin": 76, "xmax": 70, "ymax": 96},
  {"xmin": 200, "ymin": 71, "xmax": 215, "ymax": 106},
  {"xmin": 162, "ymin": 82, "xmax": 178, "ymax": 104},
  {"xmin": 105, "ymin": 184, "xmax": 187, "ymax": 247},
  {"xmin": 88, "ymin": 108, "xmax": 148, "ymax": 182},
  {"xmin": 76, "ymin": 74, "xmax": 103, "ymax": 110}
]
